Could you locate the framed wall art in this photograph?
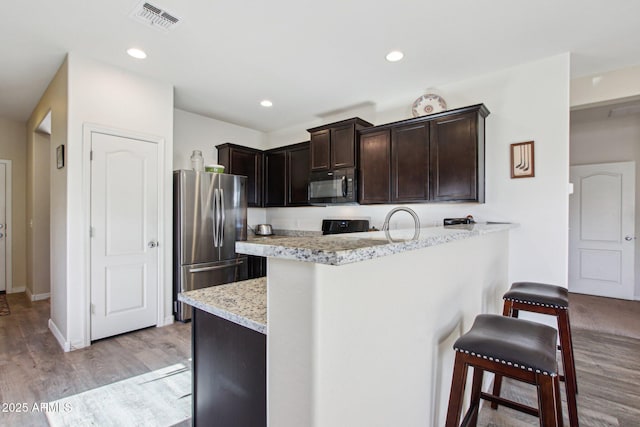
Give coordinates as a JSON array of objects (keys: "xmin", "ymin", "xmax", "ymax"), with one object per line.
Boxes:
[{"xmin": 510, "ymin": 141, "xmax": 534, "ymax": 178}]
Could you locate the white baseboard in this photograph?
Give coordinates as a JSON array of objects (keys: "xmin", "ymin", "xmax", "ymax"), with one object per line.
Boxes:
[
  {"xmin": 69, "ymin": 338, "xmax": 88, "ymax": 351},
  {"xmin": 48, "ymin": 319, "xmax": 71, "ymax": 352},
  {"xmin": 32, "ymin": 292, "xmax": 50, "ymax": 301},
  {"xmin": 158, "ymin": 315, "xmax": 175, "ymax": 327},
  {"xmin": 10, "ymin": 286, "xmax": 25, "ymax": 293},
  {"xmin": 25, "ymin": 287, "xmax": 50, "ymax": 301}
]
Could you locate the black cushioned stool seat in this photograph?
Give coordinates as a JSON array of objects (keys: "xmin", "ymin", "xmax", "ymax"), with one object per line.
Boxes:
[
  {"xmin": 494, "ymin": 282, "xmax": 578, "ymax": 427},
  {"xmin": 446, "ymin": 314, "xmax": 563, "ymax": 427},
  {"xmin": 504, "ymin": 282, "xmax": 569, "ymax": 308}
]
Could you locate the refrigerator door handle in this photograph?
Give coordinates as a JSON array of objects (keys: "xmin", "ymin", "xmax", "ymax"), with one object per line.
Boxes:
[
  {"xmin": 188, "ymin": 260, "xmax": 244, "ymax": 273},
  {"xmin": 213, "ymin": 188, "xmax": 219, "ymax": 247},
  {"xmin": 220, "ymin": 188, "xmax": 226, "ymax": 247}
]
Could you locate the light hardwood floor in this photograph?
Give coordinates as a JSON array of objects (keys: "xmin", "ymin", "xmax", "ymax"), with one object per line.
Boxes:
[
  {"xmin": 0, "ymin": 293, "xmax": 191, "ymax": 426},
  {"xmin": 1, "ymin": 292, "xmax": 639, "ymax": 426}
]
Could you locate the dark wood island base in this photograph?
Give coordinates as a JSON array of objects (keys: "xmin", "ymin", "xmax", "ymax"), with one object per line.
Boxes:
[{"xmin": 192, "ymin": 308, "xmax": 266, "ymax": 427}]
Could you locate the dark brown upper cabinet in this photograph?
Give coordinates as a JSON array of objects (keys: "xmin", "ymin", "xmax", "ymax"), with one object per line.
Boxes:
[
  {"xmin": 430, "ymin": 110, "xmax": 485, "ymax": 202},
  {"xmin": 264, "ymin": 148, "xmax": 287, "ymax": 207},
  {"xmin": 308, "ymin": 118, "xmax": 373, "ymax": 171},
  {"xmin": 309, "ymin": 129, "xmax": 330, "ymax": 171},
  {"xmin": 216, "ymin": 143, "xmax": 263, "ymax": 207},
  {"xmin": 392, "ymin": 123, "xmax": 430, "ymax": 202},
  {"xmin": 264, "ymin": 142, "xmax": 310, "ymax": 207},
  {"xmin": 287, "ymin": 142, "xmax": 311, "ymax": 206},
  {"xmin": 359, "ymin": 130, "xmax": 391, "ymax": 204},
  {"xmin": 359, "ymin": 104, "xmax": 489, "ymax": 204}
]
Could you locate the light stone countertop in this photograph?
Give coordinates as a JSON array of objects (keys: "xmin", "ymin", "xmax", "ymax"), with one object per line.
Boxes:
[
  {"xmin": 178, "ymin": 278, "xmax": 266, "ymax": 334},
  {"xmin": 236, "ymin": 222, "xmax": 517, "ymax": 266}
]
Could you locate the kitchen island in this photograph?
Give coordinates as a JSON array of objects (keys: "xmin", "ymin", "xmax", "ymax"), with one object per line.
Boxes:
[
  {"xmin": 236, "ymin": 223, "xmax": 515, "ymax": 427},
  {"xmin": 179, "ymin": 278, "xmax": 266, "ymax": 427}
]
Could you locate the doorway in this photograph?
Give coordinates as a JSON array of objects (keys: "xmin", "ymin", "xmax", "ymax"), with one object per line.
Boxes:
[
  {"xmin": 88, "ymin": 129, "xmax": 161, "ymax": 341},
  {"xmin": 570, "ymin": 100, "xmax": 640, "ymax": 301},
  {"xmin": 0, "ymin": 159, "xmax": 11, "ymax": 293}
]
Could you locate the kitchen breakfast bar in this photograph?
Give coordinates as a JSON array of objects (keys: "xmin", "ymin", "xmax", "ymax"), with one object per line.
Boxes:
[{"xmin": 179, "ymin": 222, "xmax": 515, "ymax": 426}]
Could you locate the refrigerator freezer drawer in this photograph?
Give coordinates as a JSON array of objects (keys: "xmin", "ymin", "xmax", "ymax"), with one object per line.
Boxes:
[{"xmin": 175, "ymin": 257, "xmax": 249, "ymax": 322}]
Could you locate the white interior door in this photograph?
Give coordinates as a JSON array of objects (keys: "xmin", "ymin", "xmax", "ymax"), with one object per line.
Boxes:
[
  {"xmin": 0, "ymin": 162, "xmax": 7, "ymax": 292},
  {"xmin": 569, "ymin": 161, "xmax": 635, "ymax": 300},
  {"xmin": 90, "ymin": 132, "xmax": 159, "ymax": 340}
]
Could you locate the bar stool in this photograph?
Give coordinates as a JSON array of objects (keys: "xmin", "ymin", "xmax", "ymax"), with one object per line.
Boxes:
[
  {"xmin": 445, "ymin": 314, "xmax": 563, "ymax": 427},
  {"xmin": 492, "ymin": 282, "xmax": 578, "ymax": 427}
]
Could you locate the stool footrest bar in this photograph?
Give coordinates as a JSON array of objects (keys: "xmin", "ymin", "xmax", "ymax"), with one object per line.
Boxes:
[{"xmin": 480, "ymin": 392, "xmax": 540, "ymax": 417}]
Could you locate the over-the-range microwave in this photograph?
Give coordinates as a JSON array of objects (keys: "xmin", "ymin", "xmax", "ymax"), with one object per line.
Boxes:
[{"xmin": 308, "ymin": 168, "xmax": 357, "ymax": 205}]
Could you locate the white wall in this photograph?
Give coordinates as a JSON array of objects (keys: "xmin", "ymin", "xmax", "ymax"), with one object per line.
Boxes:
[
  {"xmin": 28, "ymin": 53, "xmax": 174, "ymax": 351},
  {"xmin": 0, "ymin": 117, "xmax": 27, "ymax": 292},
  {"xmin": 31, "ymin": 131, "xmax": 51, "ymax": 299},
  {"xmin": 571, "ymin": 110, "xmax": 640, "ymax": 298},
  {"xmin": 27, "ymin": 58, "xmax": 68, "ymax": 338},
  {"xmin": 571, "ymin": 64, "xmax": 640, "ymax": 108},
  {"xmin": 173, "ymin": 108, "xmax": 269, "ymax": 226},
  {"xmin": 265, "ymin": 54, "xmax": 571, "ymax": 286},
  {"xmin": 65, "ymin": 53, "xmax": 174, "ymax": 349},
  {"xmin": 173, "ymin": 108, "xmax": 266, "ymax": 168}
]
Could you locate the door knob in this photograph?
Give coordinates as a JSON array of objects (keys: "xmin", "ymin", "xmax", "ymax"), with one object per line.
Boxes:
[
  {"xmin": 0, "ymin": 232, "xmax": 3, "ymax": 238},
  {"xmin": 624, "ymin": 236, "xmax": 636, "ymax": 241},
  {"xmin": 148, "ymin": 240, "xmax": 158, "ymax": 248}
]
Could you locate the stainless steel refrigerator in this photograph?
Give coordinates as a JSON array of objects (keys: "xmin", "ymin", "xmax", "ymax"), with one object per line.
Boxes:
[{"xmin": 173, "ymin": 170, "xmax": 249, "ymax": 321}]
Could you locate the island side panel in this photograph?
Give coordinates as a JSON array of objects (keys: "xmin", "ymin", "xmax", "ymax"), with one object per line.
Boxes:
[
  {"xmin": 192, "ymin": 308, "xmax": 266, "ymax": 427},
  {"xmin": 266, "ymin": 259, "xmax": 318, "ymax": 427},
  {"xmin": 267, "ymin": 230, "xmax": 509, "ymax": 427}
]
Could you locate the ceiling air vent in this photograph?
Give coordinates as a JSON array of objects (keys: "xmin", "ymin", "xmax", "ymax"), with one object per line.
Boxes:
[{"xmin": 129, "ymin": 1, "xmax": 181, "ymax": 32}]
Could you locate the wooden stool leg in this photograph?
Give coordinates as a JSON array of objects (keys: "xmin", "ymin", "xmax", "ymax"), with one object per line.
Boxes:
[
  {"xmin": 559, "ymin": 309, "xmax": 579, "ymax": 394},
  {"xmin": 446, "ymin": 353, "xmax": 469, "ymax": 427},
  {"xmin": 553, "ymin": 374, "xmax": 564, "ymax": 427},
  {"xmin": 463, "ymin": 367, "xmax": 484, "ymax": 427},
  {"xmin": 491, "ymin": 299, "xmax": 514, "ymax": 409},
  {"xmin": 537, "ymin": 374, "xmax": 562, "ymax": 427},
  {"xmin": 490, "ymin": 375, "xmax": 503, "ymax": 410},
  {"xmin": 503, "ymin": 299, "xmax": 514, "ymax": 317},
  {"xmin": 558, "ymin": 310, "xmax": 579, "ymax": 427}
]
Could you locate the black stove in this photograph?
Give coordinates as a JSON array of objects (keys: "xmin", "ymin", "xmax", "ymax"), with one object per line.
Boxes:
[{"xmin": 322, "ymin": 219, "xmax": 370, "ymax": 235}]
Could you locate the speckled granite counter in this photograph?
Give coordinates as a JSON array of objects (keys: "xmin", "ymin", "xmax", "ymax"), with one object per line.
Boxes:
[
  {"xmin": 178, "ymin": 278, "xmax": 266, "ymax": 334},
  {"xmin": 236, "ymin": 222, "xmax": 516, "ymax": 266}
]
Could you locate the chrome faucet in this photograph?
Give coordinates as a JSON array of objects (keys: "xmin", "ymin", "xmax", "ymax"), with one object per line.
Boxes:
[{"xmin": 382, "ymin": 206, "xmax": 421, "ymax": 241}]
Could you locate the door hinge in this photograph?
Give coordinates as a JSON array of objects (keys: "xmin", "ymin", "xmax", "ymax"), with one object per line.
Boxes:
[
  {"xmin": 89, "ymin": 227, "xmax": 94, "ymax": 238},
  {"xmin": 90, "ymin": 150, "xmax": 93, "ymax": 161},
  {"xmin": 90, "ymin": 303, "xmax": 96, "ymax": 315},
  {"xmin": 173, "ymin": 301, "xmax": 178, "ymax": 313}
]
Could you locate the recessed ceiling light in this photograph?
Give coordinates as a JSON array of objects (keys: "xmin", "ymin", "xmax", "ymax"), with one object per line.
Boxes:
[
  {"xmin": 127, "ymin": 48, "xmax": 147, "ymax": 59},
  {"xmin": 385, "ymin": 50, "xmax": 404, "ymax": 62},
  {"xmin": 260, "ymin": 100, "xmax": 273, "ymax": 107}
]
